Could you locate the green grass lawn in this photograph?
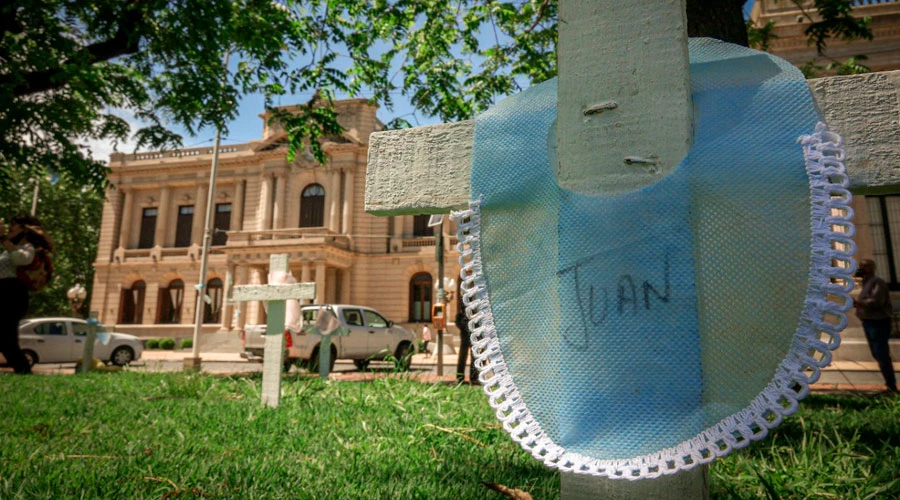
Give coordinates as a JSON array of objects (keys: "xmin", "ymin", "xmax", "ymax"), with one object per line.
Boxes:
[{"xmin": 0, "ymin": 373, "xmax": 897, "ymax": 499}]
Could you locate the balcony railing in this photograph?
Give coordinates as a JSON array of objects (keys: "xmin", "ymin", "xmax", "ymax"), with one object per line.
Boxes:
[
  {"xmin": 111, "ymin": 144, "xmax": 251, "ymax": 163},
  {"xmin": 400, "ymin": 236, "xmax": 459, "ymax": 250},
  {"xmin": 225, "ymin": 227, "xmax": 351, "ymax": 249},
  {"xmin": 117, "ymin": 245, "xmax": 226, "ymax": 264},
  {"xmin": 117, "ymin": 232, "xmax": 459, "ymax": 262}
]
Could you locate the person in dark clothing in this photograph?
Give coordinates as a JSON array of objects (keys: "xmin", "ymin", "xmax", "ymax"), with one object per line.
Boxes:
[
  {"xmin": 853, "ymin": 259, "xmax": 898, "ymax": 394},
  {"xmin": 455, "ymin": 300, "xmax": 479, "ymax": 385},
  {"xmin": 0, "ymin": 214, "xmax": 53, "ymax": 374}
]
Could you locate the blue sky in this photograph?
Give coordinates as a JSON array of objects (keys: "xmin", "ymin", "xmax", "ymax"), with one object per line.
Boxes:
[{"xmin": 90, "ymin": 1, "xmax": 758, "ymax": 158}]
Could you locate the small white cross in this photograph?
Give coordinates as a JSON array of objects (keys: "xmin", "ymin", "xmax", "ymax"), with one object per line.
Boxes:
[{"xmin": 231, "ymin": 253, "xmax": 315, "ymax": 407}]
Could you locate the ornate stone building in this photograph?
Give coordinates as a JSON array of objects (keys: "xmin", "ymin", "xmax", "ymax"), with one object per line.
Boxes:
[
  {"xmin": 749, "ymin": 0, "xmax": 900, "ymax": 73},
  {"xmin": 90, "ymin": 99, "xmax": 460, "ymax": 344},
  {"xmin": 749, "ymin": 0, "xmax": 900, "ymax": 359}
]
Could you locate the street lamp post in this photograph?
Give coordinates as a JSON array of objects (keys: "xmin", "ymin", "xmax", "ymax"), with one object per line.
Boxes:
[
  {"xmin": 67, "ymin": 283, "xmax": 87, "ymax": 317},
  {"xmin": 186, "ymin": 48, "xmax": 231, "ymax": 372},
  {"xmin": 186, "ymin": 2, "xmax": 292, "ymax": 371},
  {"xmin": 435, "ymin": 277, "xmax": 456, "ymax": 304},
  {"xmin": 435, "ymin": 223, "xmax": 444, "ymax": 376},
  {"xmin": 430, "ymin": 216, "xmax": 455, "ymax": 376}
]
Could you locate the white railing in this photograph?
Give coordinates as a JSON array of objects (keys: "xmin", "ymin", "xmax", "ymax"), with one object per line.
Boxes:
[{"xmin": 116, "ymin": 144, "xmax": 249, "ymax": 162}]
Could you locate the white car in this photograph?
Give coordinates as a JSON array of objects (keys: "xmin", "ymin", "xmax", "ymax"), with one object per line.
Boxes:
[
  {"xmin": 4, "ymin": 317, "xmax": 143, "ymax": 367},
  {"xmin": 241, "ymin": 304, "xmax": 418, "ymax": 371}
]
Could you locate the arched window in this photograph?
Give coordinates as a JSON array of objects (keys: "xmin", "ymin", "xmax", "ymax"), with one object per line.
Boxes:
[
  {"xmin": 204, "ymin": 278, "xmax": 224, "ymax": 324},
  {"xmin": 299, "ymin": 183, "xmax": 326, "ymax": 228},
  {"xmin": 157, "ymin": 279, "xmax": 184, "ymax": 324},
  {"xmin": 119, "ymin": 280, "xmax": 146, "ymax": 324},
  {"xmin": 409, "ymin": 272, "xmax": 433, "ymax": 322}
]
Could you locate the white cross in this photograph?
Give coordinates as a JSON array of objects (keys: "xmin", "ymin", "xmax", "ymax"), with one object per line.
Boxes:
[
  {"xmin": 78, "ymin": 312, "xmax": 100, "ymax": 373},
  {"xmin": 231, "ymin": 253, "xmax": 315, "ymax": 408},
  {"xmin": 365, "ymin": 1, "xmax": 703, "ymax": 497}
]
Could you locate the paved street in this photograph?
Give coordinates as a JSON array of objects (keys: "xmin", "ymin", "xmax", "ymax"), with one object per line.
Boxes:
[
  {"xmin": 20, "ymin": 350, "xmax": 477, "ymax": 383},
  {"xmin": 10, "ymin": 348, "xmax": 898, "ymax": 395}
]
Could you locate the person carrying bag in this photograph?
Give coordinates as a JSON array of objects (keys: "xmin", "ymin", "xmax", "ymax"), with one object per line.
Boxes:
[{"xmin": 0, "ymin": 214, "xmax": 54, "ymax": 374}]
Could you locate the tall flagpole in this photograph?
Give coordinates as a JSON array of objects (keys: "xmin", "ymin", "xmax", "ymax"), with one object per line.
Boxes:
[{"xmin": 185, "ymin": 48, "xmax": 231, "ymax": 370}]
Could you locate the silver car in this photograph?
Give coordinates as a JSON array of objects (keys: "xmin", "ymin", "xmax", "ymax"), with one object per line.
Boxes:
[{"xmin": 6, "ymin": 317, "xmax": 143, "ymax": 367}]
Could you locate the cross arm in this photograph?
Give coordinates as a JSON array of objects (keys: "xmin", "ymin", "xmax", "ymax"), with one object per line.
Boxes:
[
  {"xmin": 231, "ymin": 283, "xmax": 316, "ymax": 303},
  {"xmin": 365, "ymin": 71, "xmax": 900, "ymax": 216},
  {"xmin": 365, "ymin": 120, "xmax": 474, "ymax": 216}
]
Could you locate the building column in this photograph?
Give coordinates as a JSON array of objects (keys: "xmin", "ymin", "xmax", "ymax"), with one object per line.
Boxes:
[
  {"xmin": 390, "ymin": 215, "xmax": 405, "ymax": 253},
  {"xmin": 328, "ymin": 170, "xmax": 341, "ymax": 232},
  {"xmin": 155, "ymin": 186, "xmax": 171, "ymax": 247},
  {"xmin": 118, "ymin": 188, "xmax": 133, "ymax": 249},
  {"xmin": 248, "ymin": 266, "xmax": 264, "ymax": 324},
  {"xmin": 341, "ymin": 268, "xmax": 351, "ymax": 303},
  {"xmin": 342, "ymin": 169, "xmax": 354, "ymax": 235},
  {"xmin": 315, "ymin": 261, "xmax": 326, "ymax": 304},
  {"xmin": 301, "ymin": 262, "xmax": 311, "ymax": 282},
  {"xmin": 143, "ymin": 285, "xmax": 159, "ymax": 325},
  {"xmin": 273, "ymin": 173, "xmax": 287, "ymax": 230},
  {"xmin": 221, "ymin": 263, "xmax": 236, "ymax": 330},
  {"xmin": 232, "ymin": 179, "xmax": 245, "ymax": 231},
  {"xmin": 261, "ymin": 175, "xmax": 275, "ymax": 234},
  {"xmin": 192, "ymin": 183, "xmax": 209, "ymax": 246},
  {"xmin": 234, "ymin": 265, "xmax": 250, "ymax": 329},
  {"xmin": 393, "ymin": 216, "xmax": 404, "ymax": 238}
]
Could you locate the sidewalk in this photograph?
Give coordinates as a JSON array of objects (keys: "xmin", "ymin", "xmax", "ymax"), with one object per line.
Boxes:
[
  {"xmin": 809, "ymin": 360, "xmax": 899, "ymax": 393},
  {"xmin": 137, "ymin": 351, "xmax": 899, "ymax": 393},
  {"xmin": 142, "ymin": 350, "xmax": 245, "ymax": 362},
  {"xmin": 140, "ymin": 349, "xmax": 461, "ymax": 368}
]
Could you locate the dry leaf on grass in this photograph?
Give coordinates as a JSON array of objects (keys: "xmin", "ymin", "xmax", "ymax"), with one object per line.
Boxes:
[{"xmin": 483, "ymin": 482, "xmax": 534, "ymax": 500}]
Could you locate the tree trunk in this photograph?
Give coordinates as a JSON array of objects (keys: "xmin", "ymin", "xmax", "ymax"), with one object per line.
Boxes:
[{"xmin": 686, "ymin": 0, "xmax": 749, "ymax": 47}]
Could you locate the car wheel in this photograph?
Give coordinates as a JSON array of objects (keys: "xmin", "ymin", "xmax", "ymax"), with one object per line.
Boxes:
[
  {"xmin": 308, "ymin": 345, "xmax": 337, "ymax": 373},
  {"xmin": 109, "ymin": 346, "xmax": 135, "ymax": 366},
  {"xmin": 283, "ymin": 358, "xmax": 295, "ymax": 373},
  {"xmin": 394, "ymin": 342, "xmax": 412, "ymax": 371},
  {"xmin": 22, "ymin": 350, "xmax": 38, "ymax": 367},
  {"xmin": 353, "ymin": 359, "xmax": 370, "ymax": 371}
]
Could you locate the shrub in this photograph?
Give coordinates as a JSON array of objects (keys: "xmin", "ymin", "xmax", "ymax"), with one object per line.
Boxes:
[
  {"xmin": 180, "ymin": 338, "xmax": 193, "ymax": 350},
  {"xmin": 159, "ymin": 338, "xmax": 176, "ymax": 350},
  {"xmin": 145, "ymin": 338, "xmax": 160, "ymax": 349}
]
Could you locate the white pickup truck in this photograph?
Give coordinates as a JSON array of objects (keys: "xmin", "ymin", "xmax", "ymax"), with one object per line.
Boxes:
[{"xmin": 240, "ymin": 304, "xmax": 417, "ymax": 372}]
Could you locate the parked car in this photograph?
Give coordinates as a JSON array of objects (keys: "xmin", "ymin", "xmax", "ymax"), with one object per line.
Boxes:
[
  {"xmin": 0, "ymin": 317, "xmax": 143, "ymax": 367},
  {"xmin": 241, "ymin": 304, "xmax": 417, "ymax": 372}
]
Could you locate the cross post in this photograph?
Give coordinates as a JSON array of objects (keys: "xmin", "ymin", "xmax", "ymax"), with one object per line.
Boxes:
[
  {"xmin": 366, "ymin": 0, "xmax": 706, "ymax": 497},
  {"xmin": 305, "ymin": 307, "xmax": 350, "ymax": 379},
  {"xmin": 231, "ymin": 253, "xmax": 316, "ymax": 407},
  {"xmin": 77, "ymin": 312, "xmax": 100, "ymax": 373}
]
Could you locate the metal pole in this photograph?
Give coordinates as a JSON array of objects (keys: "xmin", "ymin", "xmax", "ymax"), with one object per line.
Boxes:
[
  {"xmin": 31, "ymin": 183, "xmax": 39, "ymax": 216},
  {"xmin": 435, "ymin": 220, "xmax": 444, "ymax": 377},
  {"xmin": 187, "ymin": 48, "xmax": 231, "ymax": 370}
]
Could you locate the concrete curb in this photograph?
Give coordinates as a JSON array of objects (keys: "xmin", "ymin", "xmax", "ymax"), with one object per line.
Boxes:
[{"xmin": 139, "ymin": 350, "xmax": 460, "ymax": 367}]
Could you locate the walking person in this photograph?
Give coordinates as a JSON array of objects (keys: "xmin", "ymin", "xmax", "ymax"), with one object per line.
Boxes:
[
  {"xmin": 853, "ymin": 259, "xmax": 898, "ymax": 394},
  {"xmin": 455, "ymin": 298, "xmax": 479, "ymax": 385},
  {"xmin": 0, "ymin": 214, "xmax": 53, "ymax": 375},
  {"xmin": 422, "ymin": 324, "xmax": 432, "ymax": 358}
]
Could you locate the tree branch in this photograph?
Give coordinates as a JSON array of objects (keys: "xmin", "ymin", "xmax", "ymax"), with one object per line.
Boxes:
[
  {"xmin": 12, "ymin": 4, "xmax": 146, "ymax": 97},
  {"xmin": 526, "ymin": 0, "xmax": 552, "ymax": 33}
]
